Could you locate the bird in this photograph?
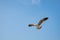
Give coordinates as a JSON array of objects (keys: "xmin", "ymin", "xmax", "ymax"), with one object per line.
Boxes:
[{"xmin": 28, "ymin": 17, "xmax": 48, "ymax": 29}]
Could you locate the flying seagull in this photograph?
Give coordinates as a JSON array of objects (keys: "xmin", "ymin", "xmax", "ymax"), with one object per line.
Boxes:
[{"xmin": 28, "ymin": 17, "xmax": 48, "ymax": 29}]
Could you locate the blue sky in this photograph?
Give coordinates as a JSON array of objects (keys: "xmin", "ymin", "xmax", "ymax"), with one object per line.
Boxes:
[{"xmin": 0, "ymin": 0, "xmax": 60, "ymax": 40}]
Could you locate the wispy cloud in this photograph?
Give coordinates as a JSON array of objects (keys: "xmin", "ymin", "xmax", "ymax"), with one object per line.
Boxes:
[
  {"xmin": 32, "ymin": 0, "xmax": 40, "ymax": 5},
  {"xmin": 16, "ymin": 0, "xmax": 40, "ymax": 6}
]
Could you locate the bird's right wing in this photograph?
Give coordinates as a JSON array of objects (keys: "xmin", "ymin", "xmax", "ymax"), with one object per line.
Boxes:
[
  {"xmin": 38, "ymin": 17, "xmax": 48, "ymax": 25},
  {"xmin": 28, "ymin": 24, "xmax": 35, "ymax": 27}
]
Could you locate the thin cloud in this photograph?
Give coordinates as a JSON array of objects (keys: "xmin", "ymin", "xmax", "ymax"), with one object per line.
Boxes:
[
  {"xmin": 16, "ymin": 0, "xmax": 40, "ymax": 6},
  {"xmin": 32, "ymin": 0, "xmax": 40, "ymax": 5}
]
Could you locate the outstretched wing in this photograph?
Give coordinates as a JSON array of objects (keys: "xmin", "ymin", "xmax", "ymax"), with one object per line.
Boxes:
[
  {"xmin": 38, "ymin": 17, "xmax": 48, "ymax": 25},
  {"xmin": 28, "ymin": 24, "xmax": 35, "ymax": 27}
]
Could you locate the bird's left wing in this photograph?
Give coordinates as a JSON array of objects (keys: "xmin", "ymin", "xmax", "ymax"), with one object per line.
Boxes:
[{"xmin": 38, "ymin": 17, "xmax": 48, "ymax": 25}]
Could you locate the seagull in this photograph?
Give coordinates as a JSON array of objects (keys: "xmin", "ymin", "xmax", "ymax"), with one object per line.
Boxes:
[{"xmin": 28, "ymin": 17, "xmax": 48, "ymax": 29}]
